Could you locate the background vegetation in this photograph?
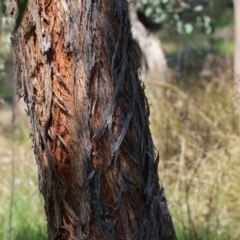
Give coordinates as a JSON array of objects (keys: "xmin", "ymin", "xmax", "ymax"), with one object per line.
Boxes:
[{"xmin": 0, "ymin": 0, "xmax": 239, "ymax": 239}]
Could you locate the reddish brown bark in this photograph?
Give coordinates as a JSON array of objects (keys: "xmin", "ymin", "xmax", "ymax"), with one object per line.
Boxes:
[{"xmin": 11, "ymin": 0, "xmax": 177, "ymax": 239}]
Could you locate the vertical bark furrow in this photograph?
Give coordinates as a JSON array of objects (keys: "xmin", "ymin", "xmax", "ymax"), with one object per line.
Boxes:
[{"xmin": 12, "ymin": 0, "xmax": 177, "ymax": 239}]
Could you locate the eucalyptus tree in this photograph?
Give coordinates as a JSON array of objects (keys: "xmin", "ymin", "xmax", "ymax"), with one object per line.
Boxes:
[{"xmin": 10, "ymin": 0, "xmax": 177, "ymax": 239}]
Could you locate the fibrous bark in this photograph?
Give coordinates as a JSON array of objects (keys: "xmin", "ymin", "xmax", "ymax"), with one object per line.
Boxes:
[{"xmin": 11, "ymin": 0, "xmax": 177, "ymax": 239}]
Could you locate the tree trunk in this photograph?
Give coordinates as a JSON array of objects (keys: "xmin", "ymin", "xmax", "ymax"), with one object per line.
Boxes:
[
  {"xmin": 234, "ymin": 0, "xmax": 240, "ymax": 115},
  {"xmin": 129, "ymin": 2, "xmax": 167, "ymax": 81},
  {"xmin": 11, "ymin": 0, "xmax": 177, "ymax": 239}
]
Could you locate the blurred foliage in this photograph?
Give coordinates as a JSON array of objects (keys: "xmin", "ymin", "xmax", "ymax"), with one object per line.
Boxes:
[
  {"xmin": 0, "ymin": 29, "xmax": 12, "ymax": 101},
  {"xmin": 0, "ymin": 0, "xmax": 29, "ymax": 101},
  {"xmin": 0, "ymin": 0, "xmax": 28, "ymax": 32},
  {"xmin": 0, "ymin": 0, "xmax": 7, "ymax": 18},
  {"xmin": 135, "ymin": 0, "xmax": 233, "ymax": 34}
]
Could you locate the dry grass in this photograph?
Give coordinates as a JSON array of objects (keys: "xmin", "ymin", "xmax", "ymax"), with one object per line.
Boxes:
[{"xmin": 146, "ymin": 75, "xmax": 240, "ymax": 239}]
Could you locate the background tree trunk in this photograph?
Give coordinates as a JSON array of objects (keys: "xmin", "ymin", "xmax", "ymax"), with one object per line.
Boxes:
[
  {"xmin": 129, "ymin": 2, "xmax": 167, "ymax": 81},
  {"xmin": 11, "ymin": 0, "xmax": 177, "ymax": 239},
  {"xmin": 234, "ymin": 0, "xmax": 240, "ymax": 115}
]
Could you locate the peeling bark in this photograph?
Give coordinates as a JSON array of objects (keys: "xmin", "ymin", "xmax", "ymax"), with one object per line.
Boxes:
[{"xmin": 11, "ymin": 0, "xmax": 177, "ymax": 239}]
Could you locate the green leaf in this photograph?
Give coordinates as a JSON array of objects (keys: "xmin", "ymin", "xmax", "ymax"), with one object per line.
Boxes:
[
  {"xmin": 145, "ymin": 7, "xmax": 153, "ymax": 17},
  {"xmin": 184, "ymin": 23, "xmax": 193, "ymax": 34},
  {"xmin": 194, "ymin": 5, "xmax": 203, "ymax": 12},
  {"xmin": 173, "ymin": 14, "xmax": 179, "ymax": 21},
  {"xmin": 177, "ymin": 20, "xmax": 183, "ymax": 34},
  {"xmin": 155, "ymin": 7, "xmax": 162, "ymax": 14}
]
